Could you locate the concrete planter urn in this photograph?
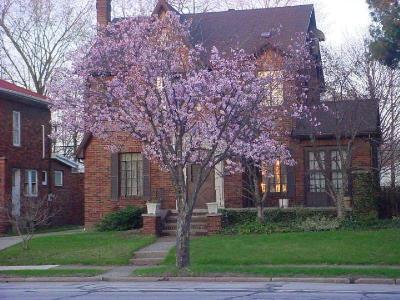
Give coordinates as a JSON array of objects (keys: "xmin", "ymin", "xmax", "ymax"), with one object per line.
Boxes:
[
  {"xmin": 279, "ymin": 198, "xmax": 289, "ymax": 209},
  {"xmin": 146, "ymin": 202, "xmax": 161, "ymax": 215},
  {"xmin": 207, "ymin": 202, "xmax": 219, "ymax": 214}
]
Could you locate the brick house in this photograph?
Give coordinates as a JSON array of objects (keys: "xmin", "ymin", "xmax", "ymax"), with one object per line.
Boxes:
[
  {"xmin": 0, "ymin": 80, "xmax": 84, "ymax": 233},
  {"xmin": 78, "ymin": 0, "xmax": 380, "ymax": 229}
]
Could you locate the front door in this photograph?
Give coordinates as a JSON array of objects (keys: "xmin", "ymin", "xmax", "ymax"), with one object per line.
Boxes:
[
  {"xmin": 11, "ymin": 169, "xmax": 21, "ymax": 216},
  {"xmin": 187, "ymin": 165, "xmax": 216, "ymax": 209}
]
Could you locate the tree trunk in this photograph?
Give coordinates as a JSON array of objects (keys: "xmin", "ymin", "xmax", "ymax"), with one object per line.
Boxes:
[
  {"xmin": 336, "ymin": 194, "xmax": 345, "ymax": 219},
  {"xmin": 175, "ymin": 200, "xmax": 192, "ymax": 269},
  {"xmin": 256, "ymin": 202, "xmax": 265, "ymax": 223}
]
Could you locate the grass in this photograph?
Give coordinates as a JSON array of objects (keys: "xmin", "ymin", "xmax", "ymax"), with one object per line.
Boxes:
[
  {"xmin": 133, "ymin": 265, "xmax": 400, "ymax": 279},
  {"xmin": 163, "ymin": 229, "xmax": 400, "ymax": 266},
  {"xmin": 0, "ymin": 269, "xmax": 105, "ymax": 277},
  {"xmin": 134, "ymin": 229, "xmax": 400, "ymax": 278},
  {"xmin": 0, "ymin": 225, "xmax": 83, "ymax": 237},
  {"xmin": 0, "ymin": 231, "xmax": 155, "ymax": 266}
]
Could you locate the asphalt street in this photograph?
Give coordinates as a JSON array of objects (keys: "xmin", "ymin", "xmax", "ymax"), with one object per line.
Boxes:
[{"xmin": 1, "ymin": 281, "xmax": 400, "ymax": 300}]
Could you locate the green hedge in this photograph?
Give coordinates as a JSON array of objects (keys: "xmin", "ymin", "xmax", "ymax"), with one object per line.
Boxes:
[
  {"xmin": 221, "ymin": 208, "xmax": 337, "ymax": 227},
  {"xmin": 96, "ymin": 206, "xmax": 145, "ymax": 231}
]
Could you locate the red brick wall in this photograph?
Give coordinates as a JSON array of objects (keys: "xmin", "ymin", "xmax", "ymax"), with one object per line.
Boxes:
[
  {"xmin": 0, "ymin": 158, "xmax": 7, "ymax": 233},
  {"xmin": 50, "ymin": 160, "xmax": 84, "ymax": 226},
  {"xmin": 224, "ymin": 173, "xmax": 244, "ymax": 208},
  {"xmin": 0, "ymin": 96, "xmax": 51, "ymax": 233},
  {"xmin": 84, "ymin": 136, "xmax": 176, "ymax": 228},
  {"xmin": 289, "ymin": 137, "xmax": 375, "ymax": 207}
]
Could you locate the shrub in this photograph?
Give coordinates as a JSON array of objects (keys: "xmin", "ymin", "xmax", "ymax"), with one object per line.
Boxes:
[
  {"xmin": 96, "ymin": 206, "xmax": 145, "ymax": 231},
  {"xmin": 221, "ymin": 208, "xmax": 336, "ymax": 227},
  {"xmin": 296, "ymin": 215, "xmax": 340, "ymax": 232},
  {"xmin": 353, "ymin": 173, "xmax": 379, "ymax": 219}
]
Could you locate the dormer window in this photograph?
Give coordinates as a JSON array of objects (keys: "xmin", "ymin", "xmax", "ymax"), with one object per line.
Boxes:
[
  {"xmin": 258, "ymin": 70, "xmax": 284, "ymax": 106},
  {"xmin": 156, "ymin": 76, "xmax": 164, "ymax": 91}
]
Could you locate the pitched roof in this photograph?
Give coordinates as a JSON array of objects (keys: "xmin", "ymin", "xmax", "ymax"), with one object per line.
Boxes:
[
  {"xmin": 0, "ymin": 79, "xmax": 49, "ymax": 107},
  {"xmin": 181, "ymin": 5, "xmax": 315, "ymax": 55},
  {"xmin": 292, "ymin": 100, "xmax": 380, "ymax": 139}
]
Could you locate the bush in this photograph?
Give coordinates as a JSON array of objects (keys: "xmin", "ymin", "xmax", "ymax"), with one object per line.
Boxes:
[
  {"xmin": 96, "ymin": 206, "xmax": 145, "ymax": 231},
  {"xmin": 221, "ymin": 208, "xmax": 336, "ymax": 227},
  {"xmin": 353, "ymin": 173, "xmax": 379, "ymax": 219},
  {"xmin": 297, "ymin": 215, "xmax": 340, "ymax": 232}
]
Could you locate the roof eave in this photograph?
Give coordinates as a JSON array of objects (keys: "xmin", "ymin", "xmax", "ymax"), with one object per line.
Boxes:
[{"xmin": 0, "ymin": 88, "xmax": 49, "ymax": 108}]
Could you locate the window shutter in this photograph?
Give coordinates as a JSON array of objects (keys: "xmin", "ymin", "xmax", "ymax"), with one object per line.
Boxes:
[
  {"xmin": 111, "ymin": 153, "xmax": 119, "ymax": 200},
  {"xmin": 142, "ymin": 157, "xmax": 151, "ymax": 200},
  {"xmin": 287, "ymin": 165, "xmax": 296, "ymax": 198}
]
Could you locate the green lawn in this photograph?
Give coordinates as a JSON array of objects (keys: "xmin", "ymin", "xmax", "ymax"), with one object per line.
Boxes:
[
  {"xmin": 0, "ymin": 269, "xmax": 105, "ymax": 277},
  {"xmin": 133, "ymin": 265, "xmax": 400, "ymax": 278},
  {"xmin": 163, "ymin": 229, "xmax": 400, "ymax": 266},
  {"xmin": 0, "ymin": 231, "xmax": 155, "ymax": 266}
]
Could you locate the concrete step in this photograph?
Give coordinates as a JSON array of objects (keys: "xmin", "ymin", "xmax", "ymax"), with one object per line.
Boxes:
[
  {"xmin": 166, "ymin": 215, "xmax": 207, "ymax": 222},
  {"xmin": 130, "ymin": 257, "xmax": 164, "ymax": 266},
  {"xmin": 163, "ymin": 223, "xmax": 207, "ymax": 230},
  {"xmin": 162, "ymin": 229, "xmax": 208, "ymax": 236},
  {"xmin": 134, "ymin": 251, "xmax": 168, "ymax": 259}
]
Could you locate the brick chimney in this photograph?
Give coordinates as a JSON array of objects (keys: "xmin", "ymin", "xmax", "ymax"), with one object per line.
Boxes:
[{"xmin": 96, "ymin": 0, "xmax": 112, "ymax": 27}]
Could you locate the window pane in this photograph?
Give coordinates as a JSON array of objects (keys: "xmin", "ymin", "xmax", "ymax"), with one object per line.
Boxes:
[
  {"xmin": 310, "ymin": 172, "xmax": 325, "ymax": 192},
  {"xmin": 120, "ymin": 153, "xmax": 143, "ymax": 197},
  {"xmin": 258, "ymin": 70, "xmax": 284, "ymax": 106}
]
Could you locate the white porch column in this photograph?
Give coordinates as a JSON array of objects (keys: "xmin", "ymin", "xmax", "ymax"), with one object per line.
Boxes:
[{"xmin": 215, "ymin": 161, "xmax": 225, "ymax": 208}]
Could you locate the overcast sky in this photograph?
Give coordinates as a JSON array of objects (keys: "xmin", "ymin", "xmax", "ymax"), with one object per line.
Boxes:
[{"xmin": 312, "ymin": 0, "xmax": 372, "ymax": 47}]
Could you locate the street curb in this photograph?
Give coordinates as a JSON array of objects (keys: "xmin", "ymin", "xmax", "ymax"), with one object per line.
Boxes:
[
  {"xmin": 0, "ymin": 276, "xmax": 103, "ymax": 282},
  {"xmin": 0, "ymin": 276, "xmax": 399, "ymax": 285},
  {"xmin": 355, "ymin": 278, "xmax": 396, "ymax": 285},
  {"xmin": 271, "ymin": 277, "xmax": 350, "ymax": 284}
]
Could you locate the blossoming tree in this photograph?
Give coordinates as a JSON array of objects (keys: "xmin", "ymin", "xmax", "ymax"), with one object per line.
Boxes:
[{"xmin": 50, "ymin": 13, "xmax": 314, "ymax": 269}]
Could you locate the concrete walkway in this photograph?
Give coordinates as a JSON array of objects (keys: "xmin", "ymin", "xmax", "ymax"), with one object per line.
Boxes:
[
  {"xmin": 0, "ymin": 229, "xmax": 84, "ymax": 251},
  {"xmin": 0, "ymin": 265, "xmax": 59, "ymax": 271},
  {"xmin": 131, "ymin": 236, "xmax": 175, "ymax": 266}
]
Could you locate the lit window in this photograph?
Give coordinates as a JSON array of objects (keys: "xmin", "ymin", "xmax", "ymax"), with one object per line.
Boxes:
[
  {"xmin": 54, "ymin": 171, "xmax": 63, "ymax": 187},
  {"xmin": 156, "ymin": 76, "xmax": 164, "ymax": 91},
  {"xmin": 12, "ymin": 111, "xmax": 21, "ymax": 146},
  {"xmin": 120, "ymin": 153, "xmax": 143, "ymax": 197},
  {"xmin": 24, "ymin": 170, "xmax": 38, "ymax": 196},
  {"xmin": 267, "ymin": 161, "xmax": 287, "ymax": 193},
  {"xmin": 258, "ymin": 70, "xmax": 284, "ymax": 106}
]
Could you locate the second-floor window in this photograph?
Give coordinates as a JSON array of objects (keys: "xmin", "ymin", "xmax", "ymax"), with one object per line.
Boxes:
[
  {"xmin": 12, "ymin": 111, "xmax": 21, "ymax": 146},
  {"xmin": 120, "ymin": 153, "xmax": 143, "ymax": 197},
  {"xmin": 54, "ymin": 171, "xmax": 63, "ymax": 187},
  {"xmin": 258, "ymin": 70, "xmax": 284, "ymax": 106},
  {"xmin": 24, "ymin": 170, "xmax": 38, "ymax": 196}
]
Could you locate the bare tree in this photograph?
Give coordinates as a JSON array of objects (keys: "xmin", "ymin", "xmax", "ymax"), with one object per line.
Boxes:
[
  {"xmin": 5, "ymin": 195, "xmax": 59, "ymax": 250},
  {"xmin": 219, "ymin": 0, "xmax": 309, "ymax": 10},
  {"xmin": 0, "ymin": 0, "xmax": 94, "ymax": 95},
  {"xmin": 303, "ymin": 43, "xmax": 383, "ymax": 219}
]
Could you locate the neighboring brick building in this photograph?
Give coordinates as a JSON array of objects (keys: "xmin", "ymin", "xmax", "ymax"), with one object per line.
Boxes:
[
  {"xmin": 77, "ymin": 0, "xmax": 380, "ymax": 228},
  {"xmin": 0, "ymin": 80, "xmax": 84, "ymax": 233}
]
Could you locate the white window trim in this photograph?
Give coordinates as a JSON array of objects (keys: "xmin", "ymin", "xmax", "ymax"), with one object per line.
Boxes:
[
  {"xmin": 25, "ymin": 170, "xmax": 38, "ymax": 197},
  {"xmin": 42, "ymin": 171, "xmax": 48, "ymax": 185},
  {"xmin": 12, "ymin": 111, "xmax": 21, "ymax": 147},
  {"xmin": 54, "ymin": 170, "xmax": 63, "ymax": 187}
]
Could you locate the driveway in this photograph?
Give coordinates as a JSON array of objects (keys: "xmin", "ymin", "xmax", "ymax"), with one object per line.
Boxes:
[{"xmin": 1, "ymin": 281, "xmax": 400, "ymax": 300}]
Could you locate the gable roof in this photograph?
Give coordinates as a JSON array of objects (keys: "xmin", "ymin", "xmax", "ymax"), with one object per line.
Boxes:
[
  {"xmin": 0, "ymin": 79, "xmax": 49, "ymax": 107},
  {"xmin": 52, "ymin": 153, "xmax": 84, "ymax": 172},
  {"xmin": 181, "ymin": 5, "xmax": 315, "ymax": 55},
  {"xmin": 292, "ymin": 100, "xmax": 380, "ymax": 139}
]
